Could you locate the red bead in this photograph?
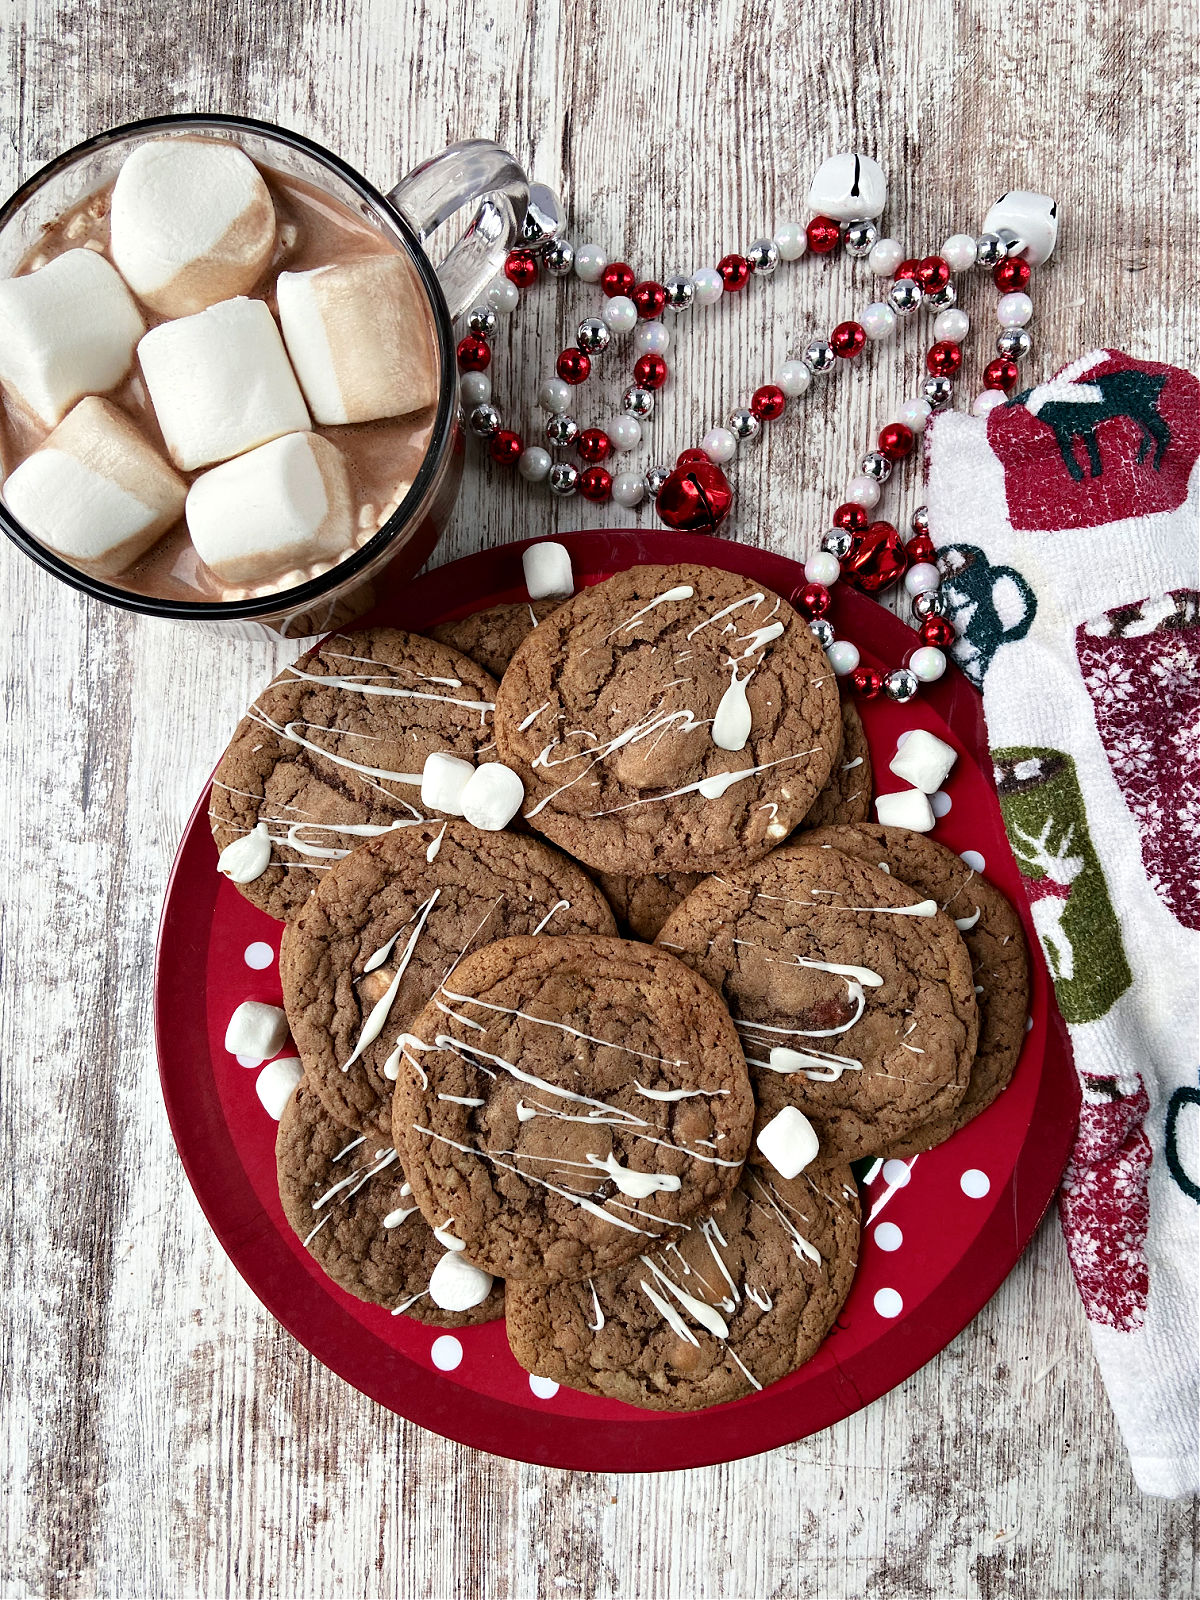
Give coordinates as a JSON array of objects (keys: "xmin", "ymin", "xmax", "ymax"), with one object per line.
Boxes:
[
  {"xmin": 877, "ymin": 421, "xmax": 915, "ymax": 461},
  {"xmin": 906, "ymin": 531, "xmax": 936, "ymax": 564},
  {"xmin": 600, "ymin": 261, "xmax": 635, "ymax": 298},
  {"xmin": 578, "ymin": 466, "xmax": 613, "ymax": 503},
  {"xmin": 806, "ymin": 215, "xmax": 841, "ymax": 254},
  {"xmin": 716, "ymin": 254, "xmax": 750, "ymax": 291},
  {"xmin": 633, "ymin": 352, "xmax": 668, "ymax": 390},
  {"xmin": 830, "ymin": 321, "xmax": 867, "ymax": 359},
  {"xmin": 503, "ymin": 249, "xmax": 538, "ymax": 287},
  {"xmin": 994, "ymin": 257, "xmax": 1031, "ymax": 293},
  {"xmin": 842, "ymin": 521, "xmax": 908, "ymax": 593},
  {"xmin": 920, "ymin": 615, "xmax": 956, "ymax": 648},
  {"xmin": 832, "ymin": 502, "xmax": 870, "ymax": 533},
  {"xmin": 632, "ymin": 280, "xmax": 667, "ymax": 318},
  {"xmin": 456, "ymin": 334, "xmax": 490, "ymax": 372},
  {"xmin": 851, "ymin": 666, "xmax": 883, "ymax": 699},
  {"xmin": 750, "ymin": 384, "xmax": 787, "ymax": 420},
  {"xmin": 655, "ymin": 457, "xmax": 734, "ymax": 533},
  {"xmin": 915, "ymin": 255, "xmax": 951, "ymax": 293},
  {"xmin": 797, "ymin": 582, "xmax": 831, "ymax": 619},
  {"xmin": 926, "ymin": 340, "xmax": 962, "ymax": 378},
  {"xmin": 577, "ymin": 427, "xmax": 611, "ymax": 463},
  {"xmin": 895, "ymin": 258, "xmax": 920, "ymax": 280},
  {"xmin": 984, "ymin": 357, "xmax": 1020, "ymax": 393},
  {"xmin": 488, "ymin": 430, "xmax": 522, "ymax": 466},
  {"xmin": 556, "ymin": 346, "xmax": 591, "ymax": 384}
]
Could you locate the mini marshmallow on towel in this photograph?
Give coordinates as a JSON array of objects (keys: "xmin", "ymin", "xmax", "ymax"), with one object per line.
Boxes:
[
  {"xmin": 0, "ymin": 249, "xmax": 144, "ymax": 427},
  {"xmin": 225, "ymin": 1000, "xmax": 289, "ymax": 1061},
  {"xmin": 110, "ymin": 137, "xmax": 277, "ymax": 318},
  {"xmin": 522, "ymin": 540, "xmax": 573, "ymax": 599},
  {"xmin": 420, "ymin": 751, "xmax": 474, "ymax": 816},
  {"xmin": 755, "ymin": 1106, "xmax": 820, "ymax": 1181},
  {"xmin": 461, "ymin": 763, "xmax": 524, "ymax": 831},
  {"xmin": 255, "ymin": 1056, "xmax": 303, "ymax": 1121},
  {"xmin": 138, "ymin": 296, "xmax": 310, "ymax": 471},
  {"xmin": 875, "ymin": 789, "xmax": 936, "ymax": 832},
  {"xmin": 889, "ymin": 728, "xmax": 958, "ymax": 794},
  {"xmin": 276, "ymin": 257, "xmax": 438, "ymax": 425},
  {"xmin": 428, "ymin": 1251, "xmax": 495, "ymax": 1312},
  {"xmin": 3, "ymin": 396, "xmax": 185, "ymax": 577},
  {"xmin": 185, "ymin": 432, "xmax": 353, "ymax": 584}
]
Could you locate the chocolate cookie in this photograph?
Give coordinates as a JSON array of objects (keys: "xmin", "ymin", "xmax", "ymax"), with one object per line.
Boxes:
[
  {"xmin": 276, "ymin": 1080, "xmax": 505, "ymax": 1326},
  {"xmin": 280, "ymin": 820, "xmax": 617, "ymax": 1137},
  {"xmin": 594, "ymin": 870, "xmax": 705, "ymax": 942},
  {"xmin": 392, "ymin": 934, "xmax": 755, "ymax": 1283},
  {"xmin": 430, "ymin": 599, "xmax": 562, "ymax": 678},
  {"xmin": 800, "ymin": 698, "xmax": 872, "ymax": 830},
  {"xmin": 506, "ymin": 1159, "xmax": 859, "ymax": 1410},
  {"xmin": 802, "ymin": 824, "xmax": 1029, "ymax": 1153},
  {"xmin": 209, "ymin": 628, "xmax": 499, "ymax": 922},
  {"xmin": 493, "ymin": 564, "xmax": 841, "ymax": 875},
  {"xmin": 656, "ymin": 845, "xmax": 978, "ymax": 1161}
]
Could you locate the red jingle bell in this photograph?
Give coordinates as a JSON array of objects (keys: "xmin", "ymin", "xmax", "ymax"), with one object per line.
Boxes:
[
  {"xmin": 920, "ymin": 614, "xmax": 956, "ymax": 648},
  {"xmin": 841, "ymin": 520, "xmax": 907, "ymax": 593},
  {"xmin": 655, "ymin": 455, "xmax": 733, "ymax": 534},
  {"xmin": 851, "ymin": 666, "xmax": 883, "ymax": 699},
  {"xmin": 676, "ymin": 447, "xmax": 710, "ymax": 466}
]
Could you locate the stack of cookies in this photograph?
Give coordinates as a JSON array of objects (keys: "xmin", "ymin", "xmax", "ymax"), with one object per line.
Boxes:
[{"xmin": 210, "ymin": 550, "xmax": 1028, "ymax": 1411}]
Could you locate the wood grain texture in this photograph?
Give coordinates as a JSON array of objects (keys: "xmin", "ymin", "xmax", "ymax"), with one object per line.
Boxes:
[{"xmin": 1, "ymin": 1, "xmax": 1197, "ymax": 1596}]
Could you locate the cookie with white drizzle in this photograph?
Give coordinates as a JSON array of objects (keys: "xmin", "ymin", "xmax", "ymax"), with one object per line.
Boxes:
[
  {"xmin": 276, "ymin": 1080, "xmax": 505, "ymax": 1327},
  {"xmin": 799, "ymin": 697, "xmax": 872, "ymax": 832},
  {"xmin": 430, "ymin": 598, "xmax": 563, "ymax": 679},
  {"xmin": 391, "ymin": 934, "xmax": 755, "ymax": 1284},
  {"xmin": 280, "ymin": 820, "xmax": 617, "ymax": 1136},
  {"xmin": 505, "ymin": 1158, "xmax": 859, "ymax": 1410},
  {"xmin": 655, "ymin": 844, "xmax": 978, "ymax": 1161},
  {"xmin": 493, "ymin": 563, "xmax": 841, "ymax": 875},
  {"xmin": 209, "ymin": 628, "xmax": 500, "ymax": 922},
  {"xmin": 802, "ymin": 824, "xmax": 1029, "ymax": 1154}
]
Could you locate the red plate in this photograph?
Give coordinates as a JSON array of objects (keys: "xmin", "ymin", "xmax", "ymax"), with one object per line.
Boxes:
[{"xmin": 155, "ymin": 529, "xmax": 1079, "ymax": 1470}]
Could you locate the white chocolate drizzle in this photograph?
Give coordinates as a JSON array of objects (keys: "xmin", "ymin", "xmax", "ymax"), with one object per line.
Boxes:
[
  {"xmin": 607, "ymin": 583, "xmax": 695, "ymax": 637},
  {"xmin": 955, "ymin": 907, "xmax": 982, "ymax": 931},
  {"xmin": 284, "ymin": 661, "xmax": 494, "ymax": 718},
  {"xmin": 633, "ymin": 1082, "xmax": 729, "ymax": 1102},
  {"xmin": 426, "ymin": 822, "xmax": 447, "ymax": 862},
  {"xmin": 586, "ymin": 1152, "xmax": 683, "ymax": 1198},
  {"xmin": 712, "ymin": 662, "xmax": 755, "ymax": 752},
  {"xmin": 217, "ymin": 821, "xmax": 272, "ymax": 883},
  {"xmin": 433, "ymin": 1220, "xmax": 467, "ymax": 1251},
  {"xmin": 585, "ymin": 1281, "xmax": 605, "ymax": 1331},
  {"xmin": 530, "ymin": 899, "xmax": 570, "ymax": 936},
  {"xmin": 382, "ymin": 1205, "xmax": 419, "ymax": 1228},
  {"xmin": 342, "ymin": 890, "xmax": 440, "ymax": 1072}
]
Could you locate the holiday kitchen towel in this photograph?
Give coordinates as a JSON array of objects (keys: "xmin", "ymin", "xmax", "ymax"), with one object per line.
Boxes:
[{"xmin": 925, "ymin": 350, "xmax": 1199, "ymax": 1498}]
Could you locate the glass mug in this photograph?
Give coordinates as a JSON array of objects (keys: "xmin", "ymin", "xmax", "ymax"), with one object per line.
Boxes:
[{"xmin": 0, "ymin": 113, "xmax": 530, "ymax": 639}]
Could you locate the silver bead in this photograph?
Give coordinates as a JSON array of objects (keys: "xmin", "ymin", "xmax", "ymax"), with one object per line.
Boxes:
[
  {"xmin": 888, "ymin": 279, "xmax": 922, "ymax": 315},
  {"xmin": 975, "ymin": 232, "xmax": 1004, "ymax": 268},
  {"xmin": 644, "ymin": 465, "xmax": 670, "ymax": 498},
  {"xmin": 747, "ymin": 237, "xmax": 780, "ymax": 275},
  {"xmin": 809, "ymin": 619, "xmax": 835, "ymax": 650},
  {"xmin": 803, "ymin": 338, "xmax": 837, "ymax": 374},
  {"xmin": 911, "ymin": 504, "xmax": 930, "ymax": 536},
  {"xmin": 623, "ymin": 385, "xmax": 654, "ymax": 419},
  {"xmin": 468, "ymin": 403, "xmax": 501, "ymax": 438},
  {"xmin": 729, "ymin": 407, "xmax": 761, "ymax": 443},
  {"xmin": 543, "ymin": 237, "xmax": 575, "ymax": 277},
  {"xmin": 843, "ymin": 220, "xmax": 878, "ymax": 259},
  {"xmin": 821, "ymin": 529, "xmax": 854, "ymax": 560},
  {"xmin": 545, "ymin": 413, "xmax": 579, "ymax": 448},
  {"xmin": 548, "ymin": 462, "xmax": 578, "ymax": 497},
  {"xmin": 884, "ymin": 667, "xmax": 919, "ymax": 703},
  {"xmin": 466, "ymin": 304, "xmax": 497, "ymax": 336},
  {"xmin": 520, "ymin": 182, "xmax": 564, "ymax": 253},
  {"xmin": 913, "ymin": 589, "xmax": 948, "ymax": 620},
  {"xmin": 577, "ymin": 317, "xmax": 611, "ymax": 354},
  {"xmin": 664, "ymin": 273, "xmax": 696, "ymax": 311},
  {"xmin": 921, "ymin": 375, "xmax": 953, "ymax": 410},
  {"xmin": 926, "ymin": 283, "xmax": 956, "ymax": 310},
  {"xmin": 860, "ymin": 451, "xmax": 892, "ymax": 482},
  {"xmin": 997, "ymin": 327, "xmax": 1032, "ymax": 360},
  {"xmin": 996, "ymin": 226, "xmax": 1024, "ymax": 258}
]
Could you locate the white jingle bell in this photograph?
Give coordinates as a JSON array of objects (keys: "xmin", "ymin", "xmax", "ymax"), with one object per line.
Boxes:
[
  {"xmin": 982, "ymin": 191, "xmax": 1059, "ymax": 266},
  {"xmin": 807, "ymin": 153, "xmax": 887, "ymax": 221}
]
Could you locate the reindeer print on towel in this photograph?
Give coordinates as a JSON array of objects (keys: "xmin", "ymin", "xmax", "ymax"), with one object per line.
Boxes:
[{"xmin": 993, "ymin": 748, "xmax": 1131, "ymax": 1024}]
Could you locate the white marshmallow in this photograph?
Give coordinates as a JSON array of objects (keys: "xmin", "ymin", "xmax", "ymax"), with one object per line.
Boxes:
[
  {"xmin": 982, "ymin": 191, "xmax": 1059, "ymax": 267},
  {"xmin": 421, "ymin": 751, "xmax": 475, "ymax": 815},
  {"xmin": 522, "ymin": 539, "xmax": 573, "ymax": 600},
  {"xmin": 255, "ymin": 1056, "xmax": 303, "ymax": 1120},
  {"xmin": 875, "ymin": 789, "xmax": 936, "ymax": 833},
  {"xmin": 428, "ymin": 1251, "xmax": 494, "ymax": 1312},
  {"xmin": 889, "ymin": 728, "xmax": 958, "ymax": 794},
  {"xmin": 110, "ymin": 137, "xmax": 276, "ymax": 317},
  {"xmin": 185, "ymin": 432, "xmax": 352, "ymax": 584},
  {"xmin": 3, "ymin": 396, "xmax": 185, "ymax": 577},
  {"xmin": 225, "ymin": 1000, "xmax": 289, "ymax": 1060},
  {"xmin": 461, "ymin": 763, "xmax": 524, "ymax": 831},
  {"xmin": 808, "ymin": 153, "xmax": 887, "ymax": 220},
  {"xmin": 0, "ymin": 249, "xmax": 144, "ymax": 427},
  {"xmin": 138, "ymin": 296, "xmax": 310, "ymax": 470},
  {"xmin": 276, "ymin": 257, "xmax": 437, "ymax": 425},
  {"xmin": 755, "ymin": 1106, "xmax": 820, "ymax": 1180}
]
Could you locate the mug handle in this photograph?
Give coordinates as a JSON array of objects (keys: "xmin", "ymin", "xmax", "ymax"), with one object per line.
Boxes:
[
  {"xmin": 990, "ymin": 564, "xmax": 1038, "ymax": 647},
  {"xmin": 388, "ymin": 140, "xmax": 528, "ymax": 321}
]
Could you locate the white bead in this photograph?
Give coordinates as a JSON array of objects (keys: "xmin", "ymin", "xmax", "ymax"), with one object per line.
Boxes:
[
  {"xmin": 602, "ymin": 295, "xmax": 637, "ymax": 333},
  {"xmin": 459, "ymin": 371, "xmax": 491, "ymax": 407},
  {"xmin": 909, "ymin": 645, "xmax": 947, "ymax": 682},
  {"xmin": 861, "ymin": 301, "xmax": 896, "ymax": 340},
  {"xmin": 904, "ymin": 562, "xmax": 941, "ymax": 597},
  {"xmin": 933, "ymin": 308, "xmax": 969, "ymax": 343},
  {"xmin": 609, "ymin": 416, "xmax": 641, "ymax": 452},
  {"xmin": 485, "ymin": 275, "xmax": 519, "ymax": 313},
  {"xmin": 869, "ymin": 237, "xmax": 904, "ymax": 276},
  {"xmin": 691, "ymin": 267, "xmax": 723, "ymax": 305},
  {"xmin": 896, "ymin": 397, "xmax": 932, "ymax": 432},
  {"xmin": 983, "ymin": 191, "xmax": 1058, "ymax": 266},
  {"xmin": 973, "ymin": 390, "xmax": 1007, "ymax": 417},
  {"xmin": 702, "ymin": 427, "xmax": 737, "ymax": 465},
  {"xmin": 774, "ymin": 221, "xmax": 807, "ymax": 261},
  {"xmin": 518, "ymin": 445, "xmax": 552, "ymax": 481},
  {"xmin": 941, "ymin": 233, "xmax": 978, "ymax": 272},
  {"xmin": 804, "ymin": 551, "xmax": 840, "ymax": 586},
  {"xmin": 538, "ymin": 376, "xmax": 571, "ymax": 412},
  {"xmin": 633, "ymin": 319, "xmax": 670, "ymax": 356},
  {"xmin": 847, "ymin": 473, "xmax": 881, "ymax": 509},
  {"xmin": 776, "ymin": 360, "xmax": 812, "ymax": 398},
  {"xmin": 808, "ymin": 153, "xmax": 887, "ymax": 221},
  {"xmin": 612, "ymin": 471, "xmax": 645, "ymax": 508},
  {"xmin": 997, "ymin": 292, "xmax": 1033, "ymax": 328},
  {"xmin": 574, "ymin": 243, "xmax": 608, "ymax": 283},
  {"xmin": 827, "ymin": 639, "xmax": 860, "ymax": 676}
]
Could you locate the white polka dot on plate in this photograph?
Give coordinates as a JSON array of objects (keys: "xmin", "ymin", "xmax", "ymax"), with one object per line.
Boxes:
[
  {"xmin": 930, "ymin": 791, "xmax": 952, "ymax": 818},
  {"xmin": 235, "ymin": 1053, "xmax": 263, "ymax": 1069},
  {"xmin": 528, "ymin": 1373, "xmax": 559, "ymax": 1399},
  {"xmin": 961, "ymin": 1168, "xmax": 991, "ymax": 1199},
  {"xmin": 430, "ymin": 1334, "xmax": 463, "ymax": 1371},
  {"xmin": 960, "ymin": 850, "xmax": 986, "ymax": 873},
  {"xmin": 874, "ymin": 1222, "xmax": 903, "ymax": 1252},
  {"xmin": 244, "ymin": 941, "xmax": 274, "ymax": 970},
  {"xmin": 874, "ymin": 1287, "xmax": 904, "ymax": 1318},
  {"xmin": 881, "ymin": 1158, "xmax": 912, "ymax": 1187}
]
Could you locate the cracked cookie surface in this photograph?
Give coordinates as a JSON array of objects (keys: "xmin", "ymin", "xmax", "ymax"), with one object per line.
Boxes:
[{"xmin": 431, "ymin": 598, "xmax": 562, "ymax": 678}]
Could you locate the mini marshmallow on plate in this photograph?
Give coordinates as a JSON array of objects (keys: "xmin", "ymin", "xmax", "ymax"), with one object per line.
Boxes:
[
  {"xmin": 755, "ymin": 1106, "xmax": 820, "ymax": 1181},
  {"xmin": 110, "ymin": 137, "xmax": 277, "ymax": 318},
  {"xmin": 255, "ymin": 1056, "xmax": 303, "ymax": 1121},
  {"xmin": 461, "ymin": 763, "xmax": 524, "ymax": 831},
  {"xmin": 522, "ymin": 540, "xmax": 573, "ymax": 599},
  {"xmin": 0, "ymin": 249, "xmax": 144, "ymax": 427},
  {"xmin": 276, "ymin": 257, "xmax": 437, "ymax": 425},
  {"xmin": 889, "ymin": 728, "xmax": 958, "ymax": 794},
  {"xmin": 225, "ymin": 1000, "xmax": 289, "ymax": 1061},
  {"xmin": 420, "ymin": 751, "xmax": 474, "ymax": 816},
  {"xmin": 185, "ymin": 432, "xmax": 353, "ymax": 584},
  {"xmin": 875, "ymin": 789, "xmax": 936, "ymax": 833},
  {"xmin": 3, "ymin": 396, "xmax": 185, "ymax": 577},
  {"xmin": 138, "ymin": 296, "xmax": 310, "ymax": 471}
]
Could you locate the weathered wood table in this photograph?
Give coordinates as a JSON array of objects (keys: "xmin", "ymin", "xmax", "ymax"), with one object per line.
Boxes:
[{"xmin": 2, "ymin": 2, "xmax": 1197, "ymax": 1595}]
